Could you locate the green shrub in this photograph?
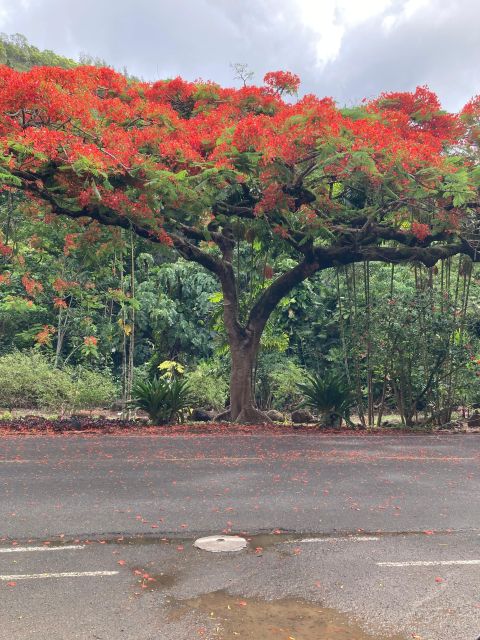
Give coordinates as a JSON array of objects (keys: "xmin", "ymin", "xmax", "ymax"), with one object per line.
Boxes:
[
  {"xmin": 73, "ymin": 368, "xmax": 120, "ymax": 410},
  {"xmin": 184, "ymin": 361, "xmax": 228, "ymax": 411},
  {"xmin": 0, "ymin": 351, "xmax": 120, "ymax": 412},
  {"xmin": 0, "ymin": 351, "xmax": 75, "ymax": 411},
  {"xmin": 268, "ymin": 360, "xmax": 307, "ymax": 411},
  {"xmin": 297, "ymin": 371, "xmax": 355, "ymax": 425},
  {"xmin": 254, "ymin": 355, "xmax": 306, "ymax": 411},
  {"xmin": 130, "ymin": 376, "xmax": 192, "ymax": 424}
]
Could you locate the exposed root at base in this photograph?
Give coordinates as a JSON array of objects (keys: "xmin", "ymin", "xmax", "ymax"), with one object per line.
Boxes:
[{"xmin": 214, "ymin": 406, "xmax": 273, "ymax": 425}]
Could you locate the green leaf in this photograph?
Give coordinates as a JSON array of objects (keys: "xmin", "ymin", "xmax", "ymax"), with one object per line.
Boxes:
[{"xmin": 208, "ymin": 291, "xmax": 223, "ymax": 304}]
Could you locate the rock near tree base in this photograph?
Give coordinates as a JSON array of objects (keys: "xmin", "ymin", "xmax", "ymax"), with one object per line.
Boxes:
[
  {"xmin": 291, "ymin": 409, "xmax": 314, "ymax": 424},
  {"xmin": 191, "ymin": 408, "xmax": 215, "ymax": 422},
  {"xmin": 266, "ymin": 409, "xmax": 284, "ymax": 422}
]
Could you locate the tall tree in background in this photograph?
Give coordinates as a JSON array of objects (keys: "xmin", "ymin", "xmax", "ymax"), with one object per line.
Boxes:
[{"xmin": 0, "ymin": 65, "xmax": 479, "ymax": 422}]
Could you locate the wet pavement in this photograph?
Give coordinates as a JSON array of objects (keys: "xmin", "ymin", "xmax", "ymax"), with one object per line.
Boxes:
[
  {"xmin": 167, "ymin": 591, "xmax": 405, "ymax": 639},
  {"xmin": 0, "ymin": 433, "xmax": 479, "ymax": 639}
]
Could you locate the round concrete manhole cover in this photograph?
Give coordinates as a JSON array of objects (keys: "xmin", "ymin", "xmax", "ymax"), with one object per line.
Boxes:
[{"xmin": 193, "ymin": 535, "xmax": 247, "ymax": 553}]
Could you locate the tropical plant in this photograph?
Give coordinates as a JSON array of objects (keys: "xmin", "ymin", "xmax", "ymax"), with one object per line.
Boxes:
[
  {"xmin": 297, "ymin": 371, "xmax": 355, "ymax": 426},
  {"xmin": 0, "ymin": 351, "xmax": 119, "ymax": 412},
  {"xmin": 184, "ymin": 361, "xmax": 228, "ymax": 411},
  {"xmin": 1, "ymin": 63, "xmax": 480, "ymax": 423},
  {"xmin": 130, "ymin": 376, "xmax": 192, "ymax": 424},
  {"xmin": 158, "ymin": 359, "xmax": 185, "ymax": 379}
]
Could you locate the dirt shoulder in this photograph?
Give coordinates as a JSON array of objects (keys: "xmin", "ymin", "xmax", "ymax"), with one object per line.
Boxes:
[{"xmin": 0, "ymin": 414, "xmax": 477, "ymax": 436}]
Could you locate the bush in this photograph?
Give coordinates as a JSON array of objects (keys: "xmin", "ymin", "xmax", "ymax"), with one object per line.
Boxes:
[
  {"xmin": 184, "ymin": 361, "xmax": 228, "ymax": 411},
  {"xmin": 73, "ymin": 368, "xmax": 120, "ymax": 410},
  {"xmin": 0, "ymin": 351, "xmax": 75, "ymax": 411},
  {"xmin": 268, "ymin": 360, "xmax": 308, "ymax": 411},
  {"xmin": 0, "ymin": 351, "xmax": 119, "ymax": 412},
  {"xmin": 297, "ymin": 370, "xmax": 355, "ymax": 426},
  {"xmin": 254, "ymin": 355, "xmax": 307, "ymax": 411},
  {"xmin": 130, "ymin": 376, "xmax": 192, "ymax": 424}
]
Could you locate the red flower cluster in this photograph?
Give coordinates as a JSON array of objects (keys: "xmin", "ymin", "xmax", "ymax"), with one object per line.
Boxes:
[
  {"xmin": 53, "ymin": 297, "xmax": 68, "ymax": 309},
  {"xmin": 0, "ymin": 240, "xmax": 13, "ymax": 256},
  {"xmin": 63, "ymin": 234, "xmax": 78, "ymax": 256},
  {"xmin": 411, "ymin": 221, "xmax": 431, "ymax": 241},
  {"xmin": 35, "ymin": 325, "xmax": 54, "ymax": 345},
  {"xmin": 52, "ymin": 278, "xmax": 77, "ymax": 293},
  {"xmin": 21, "ymin": 273, "xmax": 43, "ymax": 297},
  {"xmin": 263, "ymin": 71, "xmax": 301, "ymax": 96}
]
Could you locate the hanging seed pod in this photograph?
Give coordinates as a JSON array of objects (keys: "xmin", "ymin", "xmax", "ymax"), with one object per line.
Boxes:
[
  {"xmin": 231, "ymin": 220, "xmax": 245, "ymax": 240},
  {"xmin": 263, "ymin": 264, "xmax": 274, "ymax": 279},
  {"xmin": 459, "ymin": 256, "xmax": 473, "ymax": 276},
  {"xmin": 245, "ymin": 227, "xmax": 256, "ymax": 243}
]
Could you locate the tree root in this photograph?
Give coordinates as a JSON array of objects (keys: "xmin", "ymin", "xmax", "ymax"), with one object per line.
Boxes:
[
  {"xmin": 214, "ymin": 409, "xmax": 231, "ymax": 422},
  {"xmin": 214, "ymin": 406, "xmax": 273, "ymax": 424}
]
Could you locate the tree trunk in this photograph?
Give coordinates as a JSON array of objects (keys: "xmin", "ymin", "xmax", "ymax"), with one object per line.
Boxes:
[
  {"xmin": 216, "ymin": 245, "xmax": 319, "ymax": 424},
  {"xmin": 229, "ymin": 337, "xmax": 267, "ymax": 423}
]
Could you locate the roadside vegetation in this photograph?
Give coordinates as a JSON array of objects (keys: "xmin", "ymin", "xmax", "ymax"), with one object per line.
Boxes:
[{"xmin": 1, "ymin": 35, "xmax": 480, "ymax": 428}]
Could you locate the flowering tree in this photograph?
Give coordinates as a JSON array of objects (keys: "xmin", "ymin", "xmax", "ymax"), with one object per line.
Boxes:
[{"xmin": 0, "ymin": 65, "xmax": 479, "ymax": 422}]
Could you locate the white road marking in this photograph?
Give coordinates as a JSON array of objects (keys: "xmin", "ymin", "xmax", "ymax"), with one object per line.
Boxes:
[
  {"xmin": 296, "ymin": 536, "xmax": 379, "ymax": 543},
  {"xmin": 0, "ymin": 545, "xmax": 84, "ymax": 553},
  {"xmin": 378, "ymin": 560, "xmax": 480, "ymax": 567},
  {"xmin": 0, "ymin": 571, "xmax": 118, "ymax": 580}
]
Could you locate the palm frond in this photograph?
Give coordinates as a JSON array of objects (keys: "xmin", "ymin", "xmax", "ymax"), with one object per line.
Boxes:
[
  {"xmin": 297, "ymin": 371, "xmax": 354, "ymax": 422},
  {"xmin": 130, "ymin": 376, "xmax": 193, "ymax": 424}
]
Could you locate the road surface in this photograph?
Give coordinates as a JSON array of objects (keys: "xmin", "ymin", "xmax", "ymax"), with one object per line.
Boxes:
[{"xmin": 0, "ymin": 432, "xmax": 479, "ymax": 639}]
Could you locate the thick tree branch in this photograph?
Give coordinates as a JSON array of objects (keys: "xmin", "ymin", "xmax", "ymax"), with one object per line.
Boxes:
[
  {"xmin": 246, "ymin": 238, "xmax": 477, "ymax": 343},
  {"xmin": 16, "ymin": 178, "xmax": 227, "ymax": 279},
  {"xmin": 247, "ymin": 258, "xmax": 320, "ymax": 336}
]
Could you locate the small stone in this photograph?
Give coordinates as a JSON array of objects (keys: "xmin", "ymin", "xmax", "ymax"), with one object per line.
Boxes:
[
  {"xmin": 291, "ymin": 409, "xmax": 314, "ymax": 424},
  {"xmin": 266, "ymin": 409, "xmax": 284, "ymax": 422},
  {"xmin": 191, "ymin": 408, "xmax": 215, "ymax": 422}
]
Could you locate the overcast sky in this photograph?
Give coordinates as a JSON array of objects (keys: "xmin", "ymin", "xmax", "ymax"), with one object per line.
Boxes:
[{"xmin": 0, "ymin": 0, "xmax": 478, "ymax": 111}]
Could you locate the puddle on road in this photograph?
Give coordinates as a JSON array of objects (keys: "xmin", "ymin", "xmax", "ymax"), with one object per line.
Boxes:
[
  {"xmin": 144, "ymin": 572, "xmax": 176, "ymax": 588},
  {"xmin": 168, "ymin": 591, "xmax": 404, "ymax": 640}
]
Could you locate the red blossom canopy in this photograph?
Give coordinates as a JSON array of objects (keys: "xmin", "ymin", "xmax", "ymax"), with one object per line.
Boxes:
[
  {"xmin": 1, "ymin": 65, "xmax": 479, "ymax": 421},
  {"xmin": 0, "ymin": 66, "xmax": 476, "ymax": 251}
]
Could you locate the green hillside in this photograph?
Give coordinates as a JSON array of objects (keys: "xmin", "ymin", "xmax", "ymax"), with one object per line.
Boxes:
[{"xmin": 0, "ymin": 32, "xmax": 77, "ymax": 70}]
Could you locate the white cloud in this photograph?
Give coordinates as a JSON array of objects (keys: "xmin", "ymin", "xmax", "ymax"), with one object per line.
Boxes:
[
  {"xmin": 318, "ymin": 0, "xmax": 480, "ymax": 110},
  {"xmin": 403, "ymin": 0, "xmax": 431, "ymax": 18},
  {"xmin": 295, "ymin": 0, "xmax": 394, "ymax": 64}
]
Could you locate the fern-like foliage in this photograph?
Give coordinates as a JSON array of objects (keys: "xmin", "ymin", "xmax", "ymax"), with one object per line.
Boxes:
[
  {"xmin": 130, "ymin": 377, "xmax": 192, "ymax": 424},
  {"xmin": 297, "ymin": 371, "xmax": 354, "ymax": 424}
]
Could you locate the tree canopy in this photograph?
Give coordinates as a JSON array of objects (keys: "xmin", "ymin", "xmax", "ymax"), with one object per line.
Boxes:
[
  {"xmin": 1, "ymin": 64, "xmax": 480, "ymax": 421},
  {"xmin": 0, "ymin": 66, "xmax": 478, "ymax": 260}
]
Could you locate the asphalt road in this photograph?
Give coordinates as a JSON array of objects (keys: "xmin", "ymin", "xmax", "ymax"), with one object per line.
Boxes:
[{"xmin": 0, "ymin": 433, "xmax": 479, "ymax": 640}]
